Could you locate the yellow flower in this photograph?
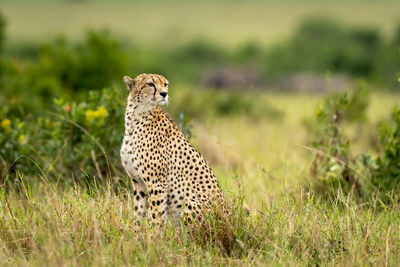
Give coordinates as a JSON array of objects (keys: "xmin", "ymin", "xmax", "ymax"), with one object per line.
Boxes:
[
  {"xmin": 85, "ymin": 106, "xmax": 108, "ymax": 125},
  {"xmin": 18, "ymin": 134, "xmax": 26, "ymax": 145},
  {"xmin": 17, "ymin": 122, "xmax": 24, "ymax": 129},
  {"xmin": 1, "ymin": 119, "xmax": 11, "ymax": 131},
  {"xmin": 97, "ymin": 106, "xmax": 108, "ymax": 118}
]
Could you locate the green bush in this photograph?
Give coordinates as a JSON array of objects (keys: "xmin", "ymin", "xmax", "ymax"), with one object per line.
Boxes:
[
  {"xmin": 375, "ymin": 25, "xmax": 400, "ymax": 88},
  {"xmin": 0, "ymin": 88, "xmax": 126, "ymax": 185},
  {"xmin": 373, "ymin": 108, "xmax": 400, "ymax": 201},
  {"xmin": 31, "ymin": 30, "xmax": 130, "ymax": 91},
  {"xmin": 0, "ymin": 108, "xmax": 32, "ymax": 177},
  {"xmin": 307, "ymin": 83, "xmax": 400, "ymax": 205},
  {"xmin": 165, "ymin": 40, "xmax": 227, "ymax": 82},
  {"xmin": 233, "ymin": 41, "xmax": 265, "ymax": 65},
  {"xmin": 308, "ymin": 86, "xmax": 370, "ymax": 200},
  {"xmin": 265, "ymin": 17, "xmax": 393, "ymax": 84},
  {"xmin": 1, "ymin": 30, "xmax": 130, "ymax": 115}
]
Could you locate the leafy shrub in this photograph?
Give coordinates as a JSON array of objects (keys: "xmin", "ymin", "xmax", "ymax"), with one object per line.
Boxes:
[
  {"xmin": 375, "ymin": 24, "xmax": 400, "ymax": 88},
  {"xmin": 177, "ymin": 113, "xmax": 193, "ymax": 140},
  {"xmin": 373, "ymin": 108, "xmax": 400, "ymax": 201},
  {"xmin": 31, "ymin": 30, "xmax": 130, "ymax": 91},
  {"xmin": 307, "ymin": 82, "xmax": 400, "ymax": 205},
  {"xmin": 0, "ymin": 88, "xmax": 126, "ymax": 185},
  {"xmin": 233, "ymin": 41, "xmax": 265, "ymax": 65},
  {"xmin": 265, "ymin": 17, "xmax": 389, "ymax": 83},
  {"xmin": 1, "ymin": 30, "xmax": 130, "ymax": 114},
  {"xmin": 165, "ymin": 40, "xmax": 228, "ymax": 82},
  {"xmin": 0, "ymin": 108, "xmax": 32, "ymax": 177},
  {"xmin": 308, "ymin": 86, "xmax": 369, "ymax": 200}
]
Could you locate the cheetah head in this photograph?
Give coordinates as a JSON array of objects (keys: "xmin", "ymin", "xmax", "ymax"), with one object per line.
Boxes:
[{"xmin": 123, "ymin": 73, "xmax": 169, "ymax": 109}]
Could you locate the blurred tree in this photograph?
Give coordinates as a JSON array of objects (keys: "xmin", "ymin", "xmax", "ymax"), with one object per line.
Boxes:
[{"xmin": 266, "ymin": 17, "xmax": 383, "ymax": 81}]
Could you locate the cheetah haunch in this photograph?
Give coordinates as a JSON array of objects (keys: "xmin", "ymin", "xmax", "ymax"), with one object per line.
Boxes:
[{"xmin": 120, "ymin": 73, "xmax": 226, "ymax": 226}]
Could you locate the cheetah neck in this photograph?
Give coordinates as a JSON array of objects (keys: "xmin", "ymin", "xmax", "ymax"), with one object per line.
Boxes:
[{"xmin": 124, "ymin": 102, "xmax": 161, "ymax": 133}]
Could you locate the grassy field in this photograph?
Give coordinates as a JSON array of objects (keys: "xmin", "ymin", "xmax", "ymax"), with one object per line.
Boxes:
[
  {"xmin": 1, "ymin": 0, "xmax": 400, "ymax": 265},
  {"xmin": 2, "ymin": 0, "xmax": 400, "ymax": 47},
  {"xmin": 1, "ymin": 93, "xmax": 400, "ymax": 265},
  {"xmin": 1, "ymin": 182, "xmax": 399, "ymax": 266}
]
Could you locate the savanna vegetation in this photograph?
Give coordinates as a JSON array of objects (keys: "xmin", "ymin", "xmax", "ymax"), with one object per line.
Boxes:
[{"xmin": 1, "ymin": 1, "xmax": 400, "ymax": 266}]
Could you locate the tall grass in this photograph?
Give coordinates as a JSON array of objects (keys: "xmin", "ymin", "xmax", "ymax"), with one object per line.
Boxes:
[{"xmin": 1, "ymin": 176, "xmax": 399, "ymax": 266}]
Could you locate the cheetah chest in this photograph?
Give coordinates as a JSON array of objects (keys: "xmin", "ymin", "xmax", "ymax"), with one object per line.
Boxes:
[{"xmin": 120, "ymin": 131, "xmax": 141, "ymax": 181}]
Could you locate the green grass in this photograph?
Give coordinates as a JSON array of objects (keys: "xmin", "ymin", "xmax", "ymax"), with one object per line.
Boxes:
[
  {"xmin": 2, "ymin": 0, "xmax": 400, "ymax": 48},
  {"xmin": 1, "ymin": 179, "xmax": 399, "ymax": 266}
]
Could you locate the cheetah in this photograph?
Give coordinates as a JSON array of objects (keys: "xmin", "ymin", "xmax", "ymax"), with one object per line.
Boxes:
[{"xmin": 120, "ymin": 73, "xmax": 226, "ymax": 226}]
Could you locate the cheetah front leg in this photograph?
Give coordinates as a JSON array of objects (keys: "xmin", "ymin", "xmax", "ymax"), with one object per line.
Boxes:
[
  {"xmin": 132, "ymin": 178, "xmax": 149, "ymax": 222},
  {"xmin": 148, "ymin": 182, "xmax": 169, "ymax": 226}
]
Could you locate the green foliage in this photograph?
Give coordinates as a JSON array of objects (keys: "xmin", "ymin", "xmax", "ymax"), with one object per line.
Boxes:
[
  {"xmin": 177, "ymin": 113, "xmax": 193, "ymax": 140},
  {"xmin": 266, "ymin": 17, "xmax": 398, "ymax": 86},
  {"xmin": 375, "ymin": 24, "xmax": 400, "ymax": 87},
  {"xmin": 32, "ymin": 30, "xmax": 129, "ymax": 91},
  {"xmin": 308, "ymin": 85, "xmax": 370, "ymax": 200},
  {"xmin": 308, "ymin": 83, "xmax": 400, "ymax": 205},
  {"xmin": 1, "ymin": 30, "xmax": 130, "ymax": 114},
  {"xmin": 0, "ymin": 109, "xmax": 32, "ymax": 177},
  {"xmin": 0, "ymin": 88, "xmax": 126, "ymax": 185},
  {"xmin": 233, "ymin": 41, "xmax": 264, "ymax": 65},
  {"xmin": 164, "ymin": 40, "xmax": 227, "ymax": 82},
  {"xmin": 373, "ymin": 107, "xmax": 400, "ymax": 200}
]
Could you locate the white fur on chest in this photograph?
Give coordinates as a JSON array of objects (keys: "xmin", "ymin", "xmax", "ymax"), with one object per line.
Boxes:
[{"xmin": 120, "ymin": 133, "xmax": 141, "ymax": 180}]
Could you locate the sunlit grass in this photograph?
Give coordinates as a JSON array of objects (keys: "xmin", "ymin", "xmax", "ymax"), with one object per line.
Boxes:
[{"xmin": 1, "ymin": 179, "xmax": 399, "ymax": 265}]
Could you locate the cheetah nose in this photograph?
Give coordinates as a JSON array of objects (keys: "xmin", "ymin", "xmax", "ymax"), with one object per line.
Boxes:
[{"xmin": 160, "ymin": 92, "xmax": 168, "ymax": 98}]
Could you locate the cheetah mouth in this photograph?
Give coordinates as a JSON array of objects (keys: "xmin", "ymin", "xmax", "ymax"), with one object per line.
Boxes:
[
  {"xmin": 157, "ymin": 97, "xmax": 168, "ymax": 105},
  {"xmin": 150, "ymin": 98, "xmax": 168, "ymax": 105}
]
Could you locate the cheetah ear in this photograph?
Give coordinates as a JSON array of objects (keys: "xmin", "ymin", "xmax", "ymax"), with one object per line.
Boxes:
[{"xmin": 123, "ymin": 75, "xmax": 136, "ymax": 90}]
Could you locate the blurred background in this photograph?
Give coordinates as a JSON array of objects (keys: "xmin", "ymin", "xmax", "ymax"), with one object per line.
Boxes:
[{"xmin": 1, "ymin": 0, "xmax": 400, "ymax": 202}]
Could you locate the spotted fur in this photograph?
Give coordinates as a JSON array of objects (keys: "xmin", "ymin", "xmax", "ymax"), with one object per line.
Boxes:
[{"xmin": 120, "ymin": 73, "xmax": 226, "ymax": 226}]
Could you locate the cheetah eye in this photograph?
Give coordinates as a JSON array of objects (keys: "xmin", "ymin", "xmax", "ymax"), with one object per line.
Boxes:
[{"xmin": 147, "ymin": 82, "xmax": 155, "ymax": 88}]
